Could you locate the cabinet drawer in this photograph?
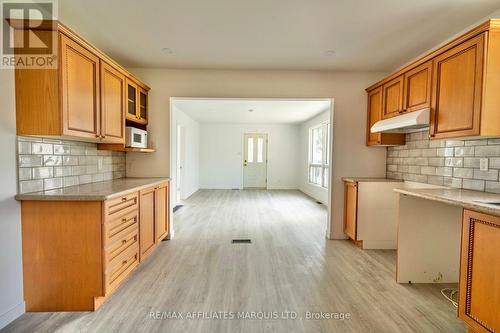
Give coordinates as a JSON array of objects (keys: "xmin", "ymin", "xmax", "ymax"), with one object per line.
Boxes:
[
  {"xmin": 104, "ymin": 222, "xmax": 138, "ymax": 265},
  {"xmin": 104, "ymin": 192, "xmax": 139, "ymax": 220},
  {"xmin": 104, "ymin": 243, "xmax": 139, "ymax": 295},
  {"xmin": 103, "ymin": 211, "xmax": 138, "ymax": 243}
]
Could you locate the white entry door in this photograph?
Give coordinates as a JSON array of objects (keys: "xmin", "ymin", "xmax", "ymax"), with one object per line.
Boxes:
[{"xmin": 243, "ymin": 133, "xmax": 268, "ymax": 188}]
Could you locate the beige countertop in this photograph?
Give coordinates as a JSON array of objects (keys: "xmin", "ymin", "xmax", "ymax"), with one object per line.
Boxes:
[
  {"xmin": 15, "ymin": 177, "xmax": 170, "ymax": 201},
  {"xmin": 394, "ymin": 187, "xmax": 500, "ymax": 216},
  {"xmin": 342, "ymin": 177, "xmax": 404, "ymax": 183}
]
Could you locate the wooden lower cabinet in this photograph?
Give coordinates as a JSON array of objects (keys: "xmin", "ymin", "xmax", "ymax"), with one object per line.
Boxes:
[
  {"xmin": 20, "ymin": 181, "xmax": 170, "ymax": 312},
  {"xmin": 344, "ymin": 181, "xmax": 358, "ymax": 242},
  {"xmin": 459, "ymin": 210, "xmax": 500, "ymax": 333}
]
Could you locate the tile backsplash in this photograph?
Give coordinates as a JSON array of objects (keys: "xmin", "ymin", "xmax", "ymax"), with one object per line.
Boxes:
[
  {"xmin": 386, "ymin": 131, "xmax": 500, "ymax": 193},
  {"xmin": 17, "ymin": 136, "xmax": 125, "ymax": 194}
]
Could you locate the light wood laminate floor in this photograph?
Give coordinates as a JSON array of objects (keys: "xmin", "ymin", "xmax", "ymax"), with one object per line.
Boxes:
[{"xmin": 3, "ymin": 190, "xmax": 466, "ymax": 333}]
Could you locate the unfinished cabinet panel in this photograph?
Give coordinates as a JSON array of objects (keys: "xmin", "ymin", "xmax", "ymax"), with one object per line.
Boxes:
[
  {"xmin": 60, "ymin": 34, "xmax": 100, "ymax": 139},
  {"xmin": 403, "ymin": 61, "xmax": 432, "ymax": 112},
  {"xmin": 344, "ymin": 181, "xmax": 358, "ymax": 240},
  {"xmin": 382, "ymin": 75, "xmax": 404, "ymax": 119},
  {"xmin": 459, "ymin": 210, "xmax": 500, "ymax": 333},
  {"xmin": 100, "ymin": 61, "xmax": 125, "ymax": 144},
  {"xmin": 430, "ymin": 33, "xmax": 485, "ymax": 139}
]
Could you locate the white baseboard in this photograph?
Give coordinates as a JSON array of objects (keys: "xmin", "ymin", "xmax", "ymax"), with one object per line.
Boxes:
[
  {"xmin": 200, "ymin": 186, "xmax": 241, "ymax": 190},
  {"xmin": 266, "ymin": 186, "xmax": 298, "ymax": 190},
  {"xmin": 0, "ymin": 301, "xmax": 25, "ymax": 330}
]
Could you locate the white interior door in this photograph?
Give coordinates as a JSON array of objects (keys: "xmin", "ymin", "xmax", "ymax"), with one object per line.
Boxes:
[{"xmin": 243, "ymin": 133, "xmax": 267, "ymax": 188}]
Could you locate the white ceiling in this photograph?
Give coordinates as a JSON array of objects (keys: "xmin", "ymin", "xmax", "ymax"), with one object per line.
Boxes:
[
  {"xmin": 59, "ymin": 1, "xmax": 500, "ymax": 71},
  {"xmin": 173, "ymin": 99, "xmax": 331, "ymax": 124}
]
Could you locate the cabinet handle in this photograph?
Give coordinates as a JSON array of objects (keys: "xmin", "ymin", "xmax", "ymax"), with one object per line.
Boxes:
[
  {"xmin": 121, "ymin": 197, "xmax": 127, "ymax": 202},
  {"xmin": 121, "ymin": 239, "xmax": 127, "ymax": 244},
  {"xmin": 122, "ymin": 218, "xmax": 127, "ymax": 222},
  {"xmin": 122, "ymin": 260, "xmax": 128, "ymax": 265}
]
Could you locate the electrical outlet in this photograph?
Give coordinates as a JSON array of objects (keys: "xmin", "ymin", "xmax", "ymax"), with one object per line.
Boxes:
[{"xmin": 480, "ymin": 158, "xmax": 489, "ymax": 171}]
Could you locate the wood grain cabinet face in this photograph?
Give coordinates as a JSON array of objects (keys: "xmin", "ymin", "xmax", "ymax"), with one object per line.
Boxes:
[
  {"xmin": 403, "ymin": 61, "xmax": 432, "ymax": 112},
  {"xmin": 100, "ymin": 61, "xmax": 125, "ymax": 144},
  {"xmin": 344, "ymin": 181, "xmax": 358, "ymax": 240},
  {"xmin": 367, "ymin": 87, "xmax": 383, "ymax": 145},
  {"xmin": 366, "ymin": 87, "xmax": 405, "ymax": 146},
  {"xmin": 139, "ymin": 188, "xmax": 157, "ymax": 261},
  {"xmin": 155, "ymin": 183, "xmax": 169, "ymax": 243},
  {"xmin": 382, "ymin": 75, "xmax": 404, "ymax": 119},
  {"xmin": 126, "ymin": 79, "xmax": 148, "ymax": 125},
  {"xmin": 60, "ymin": 34, "xmax": 100, "ymax": 139},
  {"xmin": 460, "ymin": 210, "xmax": 500, "ymax": 333},
  {"xmin": 430, "ymin": 33, "xmax": 485, "ymax": 139}
]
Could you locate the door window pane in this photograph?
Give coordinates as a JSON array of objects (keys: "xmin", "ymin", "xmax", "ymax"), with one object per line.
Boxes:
[
  {"xmin": 257, "ymin": 137, "xmax": 264, "ymax": 163},
  {"xmin": 247, "ymin": 138, "xmax": 254, "ymax": 163}
]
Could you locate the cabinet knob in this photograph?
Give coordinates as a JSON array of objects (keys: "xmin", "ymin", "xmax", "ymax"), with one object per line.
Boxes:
[
  {"xmin": 122, "ymin": 218, "xmax": 127, "ymax": 222},
  {"xmin": 121, "ymin": 197, "xmax": 127, "ymax": 202},
  {"xmin": 122, "ymin": 260, "xmax": 128, "ymax": 265},
  {"xmin": 122, "ymin": 239, "xmax": 127, "ymax": 244}
]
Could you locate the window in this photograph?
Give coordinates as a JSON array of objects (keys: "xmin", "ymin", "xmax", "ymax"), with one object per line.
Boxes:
[{"xmin": 308, "ymin": 122, "xmax": 330, "ymax": 188}]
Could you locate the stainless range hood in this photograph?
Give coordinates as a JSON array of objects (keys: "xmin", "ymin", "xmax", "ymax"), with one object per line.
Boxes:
[{"xmin": 371, "ymin": 108, "xmax": 430, "ymax": 133}]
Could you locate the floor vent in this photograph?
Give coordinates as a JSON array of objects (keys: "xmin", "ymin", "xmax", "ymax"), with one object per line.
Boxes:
[
  {"xmin": 173, "ymin": 205, "xmax": 184, "ymax": 213},
  {"xmin": 232, "ymin": 239, "xmax": 252, "ymax": 244}
]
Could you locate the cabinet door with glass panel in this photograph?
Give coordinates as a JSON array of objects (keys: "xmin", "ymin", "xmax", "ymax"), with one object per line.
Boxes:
[
  {"xmin": 126, "ymin": 78, "xmax": 148, "ymax": 125},
  {"xmin": 308, "ymin": 122, "xmax": 330, "ymax": 188}
]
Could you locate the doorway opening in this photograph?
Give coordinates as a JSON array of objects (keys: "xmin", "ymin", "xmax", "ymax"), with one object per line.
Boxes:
[{"xmin": 169, "ymin": 97, "xmax": 334, "ymax": 238}]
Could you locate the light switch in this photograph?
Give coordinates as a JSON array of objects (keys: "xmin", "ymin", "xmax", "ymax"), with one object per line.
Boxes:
[{"xmin": 480, "ymin": 158, "xmax": 489, "ymax": 171}]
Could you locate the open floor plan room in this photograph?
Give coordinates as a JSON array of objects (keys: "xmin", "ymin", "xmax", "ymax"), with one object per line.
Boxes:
[
  {"xmin": 3, "ymin": 190, "xmax": 464, "ymax": 333},
  {"xmin": 1, "ymin": 1, "xmax": 500, "ymax": 332}
]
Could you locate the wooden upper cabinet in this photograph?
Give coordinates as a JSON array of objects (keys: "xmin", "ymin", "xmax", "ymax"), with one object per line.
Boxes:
[
  {"xmin": 155, "ymin": 182, "xmax": 169, "ymax": 243},
  {"xmin": 366, "ymin": 87, "xmax": 405, "ymax": 146},
  {"xmin": 126, "ymin": 79, "xmax": 148, "ymax": 125},
  {"xmin": 403, "ymin": 61, "xmax": 432, "ymax": 112},
  {"xmin": 382, "ymin": 75, "xmax": 404, "ymax": 119},
  {"xmin": 460, "ymin": 210, "xmax": 500, "ymax": 333},
  {"xmin": 100, "ymin": 61, "xmax": 125, "ymax": 144},
  {"xmin": 14, "ymin": 21, "xmax": 150, "ymax": 146},
  {"xmin": 139, "ymin": 187, "xmax": 156, "ymax": 261},
  {"xmin": 367, "ymin": 87, "xmax": 383, "ymax": 145},
  {"xmin": 430, "ymin": 33, "xmax": 485, "ymax": 139},
  {"xmin": 60, "ymin": 34, "xmax": 100, "ymax": 139}
]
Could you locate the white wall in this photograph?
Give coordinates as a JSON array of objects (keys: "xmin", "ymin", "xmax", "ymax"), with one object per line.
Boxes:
[
  {"xmin": 299, "ymin": 110, "xmax": 331, "ymax": 204},
  {"xmin": 199, "ymin": 123, "xmax": 300, "ymax": 189},
  {"xmin": 0, "ymin": 70, "xmax": 25, "ymax": 329},
  {"xmin": 171, "ymin": 106, "xmax": 200, "ymax": 205},
  {"xmin": 125, "ymin": 69, "xmax": 388, "ymax": 239}
]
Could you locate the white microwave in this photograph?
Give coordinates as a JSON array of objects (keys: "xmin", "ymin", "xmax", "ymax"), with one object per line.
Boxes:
[{"xmin": 125, "ymin": 127, "xmax": 148, "ymax": 148}]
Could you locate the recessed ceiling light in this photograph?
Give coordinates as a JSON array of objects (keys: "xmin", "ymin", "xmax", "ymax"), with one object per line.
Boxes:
[
  {"xmin": 325, "ymin": 50, "xmax": 336, "ymax": 56},
  {"xmin": 248, "ymin": 109, "xmax": 254, "ymax": 113},
  {"xmin": 161, "ymin": 47, "xmax": 173, "ymax": 54}
]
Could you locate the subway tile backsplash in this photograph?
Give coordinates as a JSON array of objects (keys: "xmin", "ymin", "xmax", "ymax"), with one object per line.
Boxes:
[
  {"xmin": 17, "ymin": 136, "xmax": 126, "ymax": 194},
  {"xmin": 386, "ymin": 131, "xmax": 500, "ymax": 194}
]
